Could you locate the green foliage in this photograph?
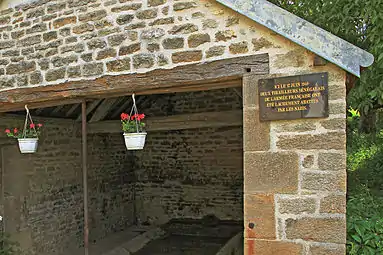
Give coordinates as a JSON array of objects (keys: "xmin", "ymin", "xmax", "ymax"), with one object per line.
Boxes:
[
  {"xmin": 347, "ymin": 108, "xmax": 361, "ymax": 133},
  {"xmin": 347, "ymin": 116, "xmax": 383, "ymax": 254},
  {"xmin": 0, "ymin": 232, "xmax": 20, "ymax": 255},
  {"xmin": 347, "ymin": 118, "xmax": 383, "ymax": 194},
  {"xmin": 120, "ymin": 113, "xmax": 146, "ymax": 133},
  {"xmin": 270, "ymin": 0, "xmax": 383, "ymax": 114},
  {"xmin": 347, "ymin": 191, "xmax": 383, "ymax": 254},
  {"xmin": 121, "ymin": 121, "xmax": 145, "ymax": 133},
  {"xmin": 5, "ymin": 124, "xmax": 43, "ymax": 139}
]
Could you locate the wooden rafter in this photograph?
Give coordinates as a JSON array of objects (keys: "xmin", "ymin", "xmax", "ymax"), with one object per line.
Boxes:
[
  {"xmin": 110, "ymin": 96, "xmax": 148, "ymax": 119},
  {"xmin": 89, "ymin": 98, "xmax": 119, "ymax": 122},
  {"xmin": 50, "ymin": 104, "xmax": 66, "ymax": 115},
  {"xmin": 76, "ymin": 99, "xmax": 102, "ymax": 122},
  {"xmin": 111, "ymin": 97, "xmax": 130, "ymax": 119},
  {"xmin": 233, "ymin": 88, "xmax": 242, "ymax": 99},
  {"xmin": 0, "ymin": 54, "xmax": 269, "ymax": 112},
  {"xmin": 65, "ymin": 104, "xmax": 80, "ymax": 118},
  {"xmin": 88, "ymin": 110, "xmax": 242, "ymax": 134},
  {"xmin": 34, "ymin": 107, "xmax": 46, "ymax": 115}
]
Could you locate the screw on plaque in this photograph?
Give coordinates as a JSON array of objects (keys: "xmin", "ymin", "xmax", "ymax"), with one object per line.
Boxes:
[{"xmin": 248, "ymin": 222, "xmax": 255, "ymax": 229}]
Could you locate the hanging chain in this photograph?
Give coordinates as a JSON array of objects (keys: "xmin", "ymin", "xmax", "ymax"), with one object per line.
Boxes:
[{"xmin": 22, "ymin": 105, "xmax": 38, "ymax": 139}]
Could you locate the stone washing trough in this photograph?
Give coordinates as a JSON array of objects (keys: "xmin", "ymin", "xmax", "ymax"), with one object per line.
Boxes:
[{"xmin": 104, "ymin": 216, "xmax": 243, "ymax": 255}]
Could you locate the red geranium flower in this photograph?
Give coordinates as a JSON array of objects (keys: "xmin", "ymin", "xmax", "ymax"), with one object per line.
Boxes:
[
  {"xmin": 121, "ymin": 113, "xmax": 129, "ymax": 120},
  {"xmin": 13, "ymin": 128, "xmax": 18, "ymax": 133},
  {"xmin": 30, "ymin": 123, "xmax": 35, "ymax": 129},
  {"xmin": 129, "ymin": 113, "xmax": 145, "ymax": 121},
  {"xmin": 5, "ymin": 129, "xmax": 10, "ymax": 134},
  {"xmin": 37, "ymin": 123, "xmax": 43, "ymax": 128}
]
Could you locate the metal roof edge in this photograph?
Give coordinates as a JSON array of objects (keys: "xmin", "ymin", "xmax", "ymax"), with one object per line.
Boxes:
[{"xmin": 216, "ymin": 0, "xmax": 375, "ymax": 77}]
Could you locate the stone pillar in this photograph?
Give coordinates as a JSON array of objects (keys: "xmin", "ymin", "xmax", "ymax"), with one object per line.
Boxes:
[{"xmin": 242, "ymin": 71, "xmax": 346, "ymax": 255}]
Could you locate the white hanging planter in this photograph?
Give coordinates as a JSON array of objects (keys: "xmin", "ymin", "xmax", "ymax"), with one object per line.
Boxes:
[
  {"xmin": 123, "ymin": 132, "xmax": 147, "ymax": 150},
  {"xmin": 18, "ymin": 138, "xmax": 39, "ymax": 154}
]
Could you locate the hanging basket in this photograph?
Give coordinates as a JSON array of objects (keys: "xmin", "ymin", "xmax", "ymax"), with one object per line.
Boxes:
[
  {"xmin": 121, "ymin": 94, "xmax": 147, "ymax": 151},
  {"xmin": 18, "ymin": 105, "xmax": 40, "ymax": 154},
  {"xmin": 123, "ymin": 132, "xmax": 147, "ymax": 150},
  {"xmin": 18, "ymin": 138, "xmax": 39, "ymax": 153}
]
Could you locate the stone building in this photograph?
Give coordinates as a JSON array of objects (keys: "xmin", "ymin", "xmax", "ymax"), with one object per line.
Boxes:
[{"xmin": 0, "ymin": 0, "xmax": 374, "ymax": 255}]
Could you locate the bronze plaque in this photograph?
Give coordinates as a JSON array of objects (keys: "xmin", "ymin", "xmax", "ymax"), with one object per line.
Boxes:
[{"xmin": 258, "ymin": 72, "xmax": 329, "ymax": 121}]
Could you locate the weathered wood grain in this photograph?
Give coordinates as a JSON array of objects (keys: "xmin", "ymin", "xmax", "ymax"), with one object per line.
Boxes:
[{"xmin": 88, "ymin": 110, "xmax": 243, "ymax": 134}]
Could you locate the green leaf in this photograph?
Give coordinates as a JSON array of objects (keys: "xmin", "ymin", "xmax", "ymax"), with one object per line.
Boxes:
[
  {"xmin": 355, "ymin": 225, "xmax": 363, "ymax": 236},
  {"xmin": 352, "ymin": 234, "xmax": 362, "ymax": 243}
]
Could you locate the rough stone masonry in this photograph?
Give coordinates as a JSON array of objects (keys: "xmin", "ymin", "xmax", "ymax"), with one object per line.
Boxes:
[
  {"xmin": 0, "ymin": 0, "xmax": 327, "ymax": 89},
  {"xmin": 0, "ymin": 89, "xmax": 244, "ymax": 255},
  {"xmin": 0, "ymin": 0, "xmax": 348, "ymax": 254}
]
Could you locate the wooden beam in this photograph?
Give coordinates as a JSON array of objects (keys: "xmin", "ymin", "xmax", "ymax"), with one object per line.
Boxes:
[
  {"xmin": 0, "ymin": 99, "xmax": 84, "ymax": 113},
  {"xmin": 0, "ymin": 54, "xmax": 269, "ymax": 112},
  {"xmin": 89, "ymin": 98, "xmax": 119, "ymax": 122},
  {"xmin": 76, "ymin": 99, "xmax": 102, "ymax": 122},
  {"xmin": 1, "ymin": 114, "xmax": 77, "ymax": 124},
  {"xmin": 88, "ymin": 110, "xmax": 242, "ymax": 134},
  {"xmin": 65, "ymin": 104, "xmax": 80, "ymax": 118}
]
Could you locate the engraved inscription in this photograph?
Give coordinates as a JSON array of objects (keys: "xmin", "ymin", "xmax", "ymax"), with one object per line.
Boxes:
[{"xmin": 259, "ymin": 73, "xmax": 329, "ymax": 121}]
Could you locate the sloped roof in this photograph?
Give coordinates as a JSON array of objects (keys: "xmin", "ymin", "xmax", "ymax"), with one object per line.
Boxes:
[{"xmin": 217, "ymin": 0, "xmax": 374, "ymax": 77}]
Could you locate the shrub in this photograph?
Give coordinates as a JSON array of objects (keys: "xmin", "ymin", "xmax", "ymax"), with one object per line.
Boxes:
[
  {"xmin": 347, "ymin": 191, "xmax": 383, "ymax": 254},
  {"xmin": 347, "ymin": 112, "xmax": 383, "ymax": 254},
  {"xmin": 347, "ymin": 114, "xmax": 383, "ymax": 196}
]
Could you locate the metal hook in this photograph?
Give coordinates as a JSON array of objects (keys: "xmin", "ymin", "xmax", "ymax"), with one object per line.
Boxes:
[{"xmin": 25, "ymin": 104, "xmax": 29, "ymax": 114}]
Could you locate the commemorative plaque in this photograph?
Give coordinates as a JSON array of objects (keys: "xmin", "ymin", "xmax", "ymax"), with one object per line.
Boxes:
[{"xmin": 258, "ymin": 72, "xmax": 329, "ymax": 121}]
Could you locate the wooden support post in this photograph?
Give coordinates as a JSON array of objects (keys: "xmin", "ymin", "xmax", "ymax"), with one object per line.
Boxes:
[{"xmin": 81, "ymin": 101, "xmax": 89, "ymax": 255}]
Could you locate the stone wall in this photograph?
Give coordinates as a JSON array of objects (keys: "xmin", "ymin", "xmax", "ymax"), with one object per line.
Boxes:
[
  {"xmin": 0, "ymin": 87, "xmax": 244, "ymax": 254},
  {"xmin": 0, "ymin": 0, "xmax": 350, "ymax": 254},
  {"xmin": 243, "ymin": 65, "xmax": 347, "ymax": 255},
  {"xmin": 0, "ymin": 0, "xmax": 35, "ymax": 10},
  {"xmin": 0, "ymin": 0, "xmax": 291, "ymax": 90},
  {"xmin": 130, "ymin": 88, "xmax": 243, "ymax": 224},
  {"xmin": 87, "ymin": 133, "xmax": 136, "ymax": 242},
  {"xmin": 0, "ymin": 118, "xmax": 136, "ymax": 254},
  {"xmin": 133, "ymin": 127, "xmax": 243, "ymax": 225},
  {"xmin": 0, "ymin": 117, "xmax": 84, "ymax": 255}
]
